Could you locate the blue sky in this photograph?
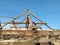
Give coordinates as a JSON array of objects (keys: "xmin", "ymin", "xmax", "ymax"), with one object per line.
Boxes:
[{"xmin": 0, "ymin": 0, "xmax": 60, "ymax": 29}]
